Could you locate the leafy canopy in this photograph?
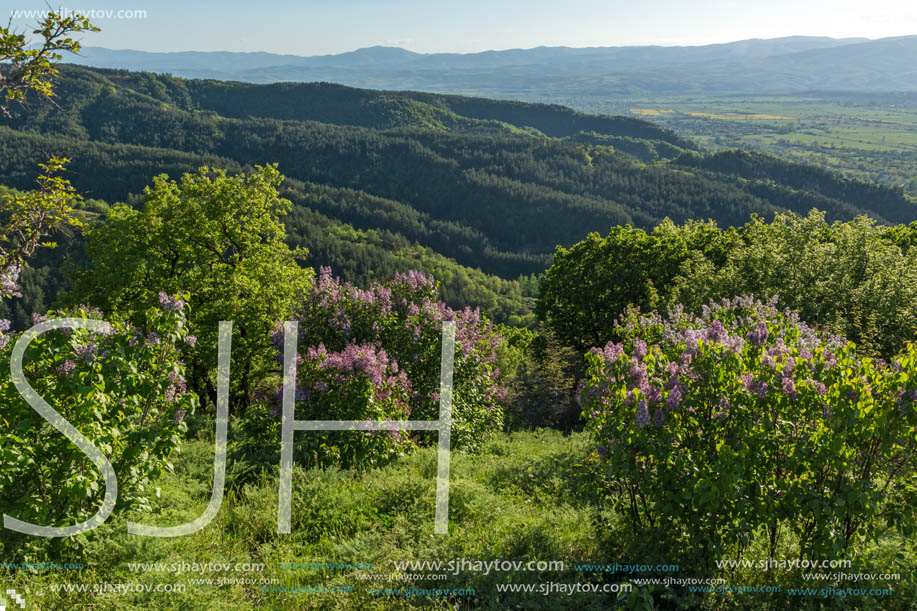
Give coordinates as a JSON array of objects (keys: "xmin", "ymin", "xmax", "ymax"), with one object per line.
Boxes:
[{"xmin": 70, "ymin": 165, "xmax": 313, "ymax": 408}]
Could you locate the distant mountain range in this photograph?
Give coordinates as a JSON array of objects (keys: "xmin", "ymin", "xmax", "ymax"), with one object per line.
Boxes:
[{"xmin": 66, "ymin": 36, "xmax": 917, "ymax": 96}]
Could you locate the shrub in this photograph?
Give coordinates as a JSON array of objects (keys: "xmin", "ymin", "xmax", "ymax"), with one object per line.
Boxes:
[
  {"xmin": 235, "ymin": 268, "xmax": 506, "ymax": 472},
  {"xmin": 503, "ymin": 326, "xmax": 582, "ymax": 431},
  {"xmin": 0, "ymin": 294, "xmax": 198, "ymax": 545},
  {"xmin": 579, "ymin": 296, "xmax": 917, "ymax": 568},
  {"xmin": 70, "ymin": 164, "xmax": 312, "ymax": 412}
]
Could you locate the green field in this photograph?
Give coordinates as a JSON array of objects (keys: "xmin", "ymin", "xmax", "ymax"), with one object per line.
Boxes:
[{"xmin": 573, "ymin": 93, "xmax": 917, "ymax": 196}]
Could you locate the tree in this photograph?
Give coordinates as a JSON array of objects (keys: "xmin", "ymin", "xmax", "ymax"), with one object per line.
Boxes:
[
  {"xmin": 536, "ymin": 219, "xmax": 732, "ymax": 355},
  {"xmin": 69, "ymin": 165, "xmax": 313, "ymax": 411},
  {"xmin": 1, "ymin": 10, "xmax": 98, "ymax": 116},
  {"xmin": 0, "ymin": 157, "xmax": 83, "ymax": 293},
  {"xmin": 0, "ymin": 10, "xmax": 97, "ymax": 339}
]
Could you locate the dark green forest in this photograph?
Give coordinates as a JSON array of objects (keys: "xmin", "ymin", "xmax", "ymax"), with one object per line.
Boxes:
[{"xmin": 1, "ymin": 65, "xmax": 914, "ymax": 329}]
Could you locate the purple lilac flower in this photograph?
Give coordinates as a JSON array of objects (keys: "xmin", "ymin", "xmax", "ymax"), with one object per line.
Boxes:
[
  {"xmin": 592, "ymin": 341, "xmax": 624, "ymax": 363},
  {"xmin": 665, "ymin": 387, "xmax": 682, "ymax": 410},
  {"xmin": 0, "ymin": 318, "xmax": 10, "ymax": 333},
  {"xmin": 652, "ymin": 408, "xmax": 665, "ymax": 427},
  {"xmin": 317, "ymin": 343, "xmax": 393, "ymax": 387},
  {"xmin": 393, "ymin": 270, "xmax": 434, "ymax": 292},
  {"xmin": 0, "ymin": 265, "xmax": 22, "ymax": 298},
  {"xmin": 713, "ymin": 397, "xmax": 731, "ymax": 419},
  {"xmin": 164, "ymin": 370, "xmax": 187, "ymax": 402},
  {"xmin": 173, "ymin": 408, "xmax": 187, "ymax": 425},
  {"xmin": 628, "ymin": 357, "xmax": 648, "ymax": 382},
  {"xmin": 664, "ymin": 375, "xmax": 681, "ymax": 392},
  {"xmin": 678, "ymin": 352, "xmax": 694, "ymax": 375},
  {"xmin": 747, "ymin": 322, "xmax": 769, "ymax": 347},
  {"xmin": 740, "ymin": 373, "xmax": 755, "ymax": 392},
  {"xmin": 810, "ymin": 380, "xmax": 827, "ymax": 396},
  {"xmin": 76, "ymin": 342, "xmax": 98, "ymax": 362},
  {"xmin": 57, "ymin": 360, "xmax": 77, "ymax": 376},
  {"xmin": 146, "ymin": 332, "xmax": 161, "ymax": 346},
  {"xmin": 722, "ymin": 335, "xmax": 745, "ymax": 353},
  {"xmin": 158, "ymin": 291, "xmax": 186, "ymax": 312},
  {"xmin": 185, "ymin": 335, "xmax": 197, "ymax": 348},
  {"xmin": 646, "ymin": 384, "xmax": 663, "ymax": 404},
  {"xmin": 635, "ymin": 401, "xmax": 651, "ymax": 427},
  {"xmin": 633, "ymin": 339, "xmax": 648, "ymax": 360},
  {"xmin": 684, "ymin": 330, "xmax": 701, "ymax": 355},
  {"xmin": 706, "ymin": 320, "xmax": 727, "ymax": 343},
  {"xmin": 781, "ymin": 377, "xmax": 797, "ymax": 398}
]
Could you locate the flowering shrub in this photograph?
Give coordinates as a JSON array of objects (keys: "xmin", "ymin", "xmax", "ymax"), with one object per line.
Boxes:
[
  {"xmin": 580, "ymin": 296, "xmax": 917, "ymax": 565},
  {"xmin": 0, "ymin": 265, "xmax": 21, "ymax": 300},
  {"xmin": 241, "ymin": 268, "xmax": 506, "ymax": 469},
  {"xmin": 0, "ymin": 293, "xmax": 198, "ymax": 537}
]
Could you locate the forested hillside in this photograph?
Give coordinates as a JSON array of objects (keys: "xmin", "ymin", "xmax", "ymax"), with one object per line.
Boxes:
[{"xmin": 1, "ymin": 65, "xmax": 914, "ymax": 326}]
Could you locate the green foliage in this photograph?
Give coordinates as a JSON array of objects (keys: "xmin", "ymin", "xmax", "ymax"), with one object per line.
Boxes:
[
  {"xmin": 2, "ymin": 65, "xmax": 913, "ymax": 283},
  {"xmin": 580, "ymin": 297, "xmax": 917, "ymax": 568},
  {"xmin": 673, "ymin": 149, "xmax": 916, "ymax": 224},
  {"xmin": 503, "ymin": 326, "xmax": 583, "ymax": 431},
  {"xmin": 0, "ymin": 157, "xmax": 83, "ymax": 276},
  {"xmin": 540, "ymin": 211, "xmax": 917, "ymax": 359},
  {"xmin": 669, "ymin": 211, "xmax": 917, "ymax": 357},
  {"xmin": 0, "ymin": 11, "xmax": 98, "ymax": 116},
  {"xmin": 537, "ymin": 220, "xmax": 732, "ymax": 354},
  {"xmin": 0, "ymin": 301, "xmax": 197, "ymax": 548},
  {"xmin": 69, "ymin": 165, "xmax": 313, "ymax": 410}
]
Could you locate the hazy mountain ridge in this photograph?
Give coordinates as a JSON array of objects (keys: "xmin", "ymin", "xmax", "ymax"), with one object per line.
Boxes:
[{"xmin": 66, "ymin": 36, "xmax": 917, "ymax": 93}]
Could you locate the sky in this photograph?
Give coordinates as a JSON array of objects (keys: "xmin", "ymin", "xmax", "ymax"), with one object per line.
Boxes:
[{"xmin": 6, "ymin": 0, "xmax": 917, "ymax": 55}]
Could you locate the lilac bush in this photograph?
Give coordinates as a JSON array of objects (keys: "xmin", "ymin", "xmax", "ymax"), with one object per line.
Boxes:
[
  {"xmin": 0, "ymin": 265, "xmax": 21, "ymax": 299},
  {"xmin": 244, "ymin": 268, "xmax": 506, "ymax": 468},
  {"xmin": 0, "ymin": 294, "xmax": 198, "ymax": 533},
  {"xmin": 580, "ymin": 296, "xmax": 917, "ymax": 564}
]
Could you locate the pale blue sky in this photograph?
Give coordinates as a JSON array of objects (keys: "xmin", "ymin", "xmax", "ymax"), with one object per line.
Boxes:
[{"xmin": 7, "ymin": 0, "xmax": 917, "ymax": 54}]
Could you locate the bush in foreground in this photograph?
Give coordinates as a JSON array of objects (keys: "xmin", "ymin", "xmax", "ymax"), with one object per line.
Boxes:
[
  {"xmin": 580, "ymin": 296, "xmax": 917, "ymax": 568},
  {"xmin": 234, "ymin": 268, "xmax": 506, "ymax": 473},
  {"xmin": 0, "ymin": 295, "xmax": 197, "ymax": 551}
]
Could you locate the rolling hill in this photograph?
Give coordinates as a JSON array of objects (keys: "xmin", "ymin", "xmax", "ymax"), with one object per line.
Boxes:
[{"xmin": 0, "ymin": 64, "xmax": 914, "ymax": 327}]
